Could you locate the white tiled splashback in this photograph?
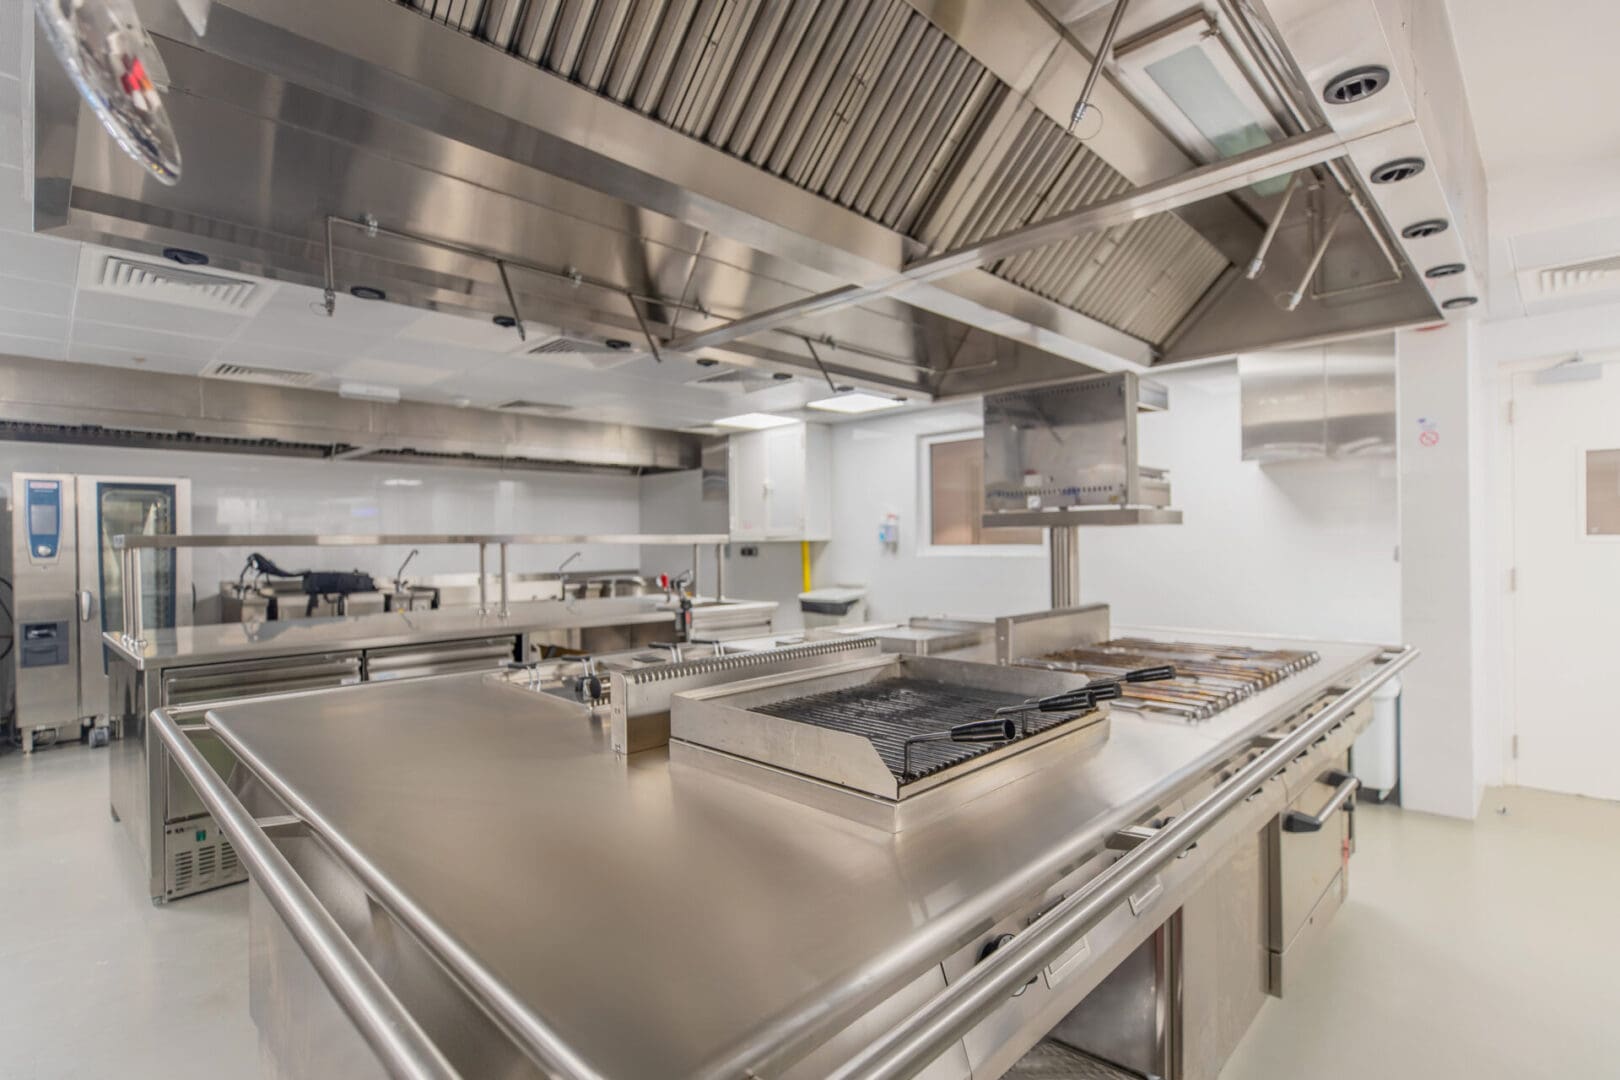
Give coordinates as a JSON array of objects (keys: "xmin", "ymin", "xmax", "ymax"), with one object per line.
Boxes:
[{"xmin": 0, "ymin": 443, "xmax": 656, "ymax": 605}]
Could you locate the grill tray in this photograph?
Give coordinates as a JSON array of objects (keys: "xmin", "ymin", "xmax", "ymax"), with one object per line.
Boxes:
[
  {"xmin": 757, "ymin": 677, "xmax": 1087, "ymax": 781},
  {"xmin": 672, "ymin": 654, "xmax": 1106, "ymax": 804}
]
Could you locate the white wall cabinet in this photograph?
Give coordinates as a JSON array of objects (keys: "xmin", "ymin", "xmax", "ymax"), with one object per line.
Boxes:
[{"xmin": 728, "ymin": 423, "xmax": 831, "ymax": 541}]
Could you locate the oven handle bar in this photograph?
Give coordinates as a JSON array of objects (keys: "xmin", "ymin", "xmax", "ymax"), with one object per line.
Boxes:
[
  {"xmin": 824, "ymin": 644, "xmax": 1419, "ymax": 1080},
  {"xmin": 150, "ymin": 705, "xmax": 461, "ymax": 1080}
]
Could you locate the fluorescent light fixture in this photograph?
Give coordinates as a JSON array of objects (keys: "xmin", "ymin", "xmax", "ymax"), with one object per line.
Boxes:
[
  {"xmin": 713, "ymin": 412, "xmax": 797, "ymax": 431},
  {"xmin": 807, "ymin": 392, "xmax": 907, "ymax": 415},
  {"xmin": 382, "ymin": 477, "xmax": 424, "ymax": 487},
  {"xmin": 338, "ymin": 381, "xmax": 401, "ymax": 403}
]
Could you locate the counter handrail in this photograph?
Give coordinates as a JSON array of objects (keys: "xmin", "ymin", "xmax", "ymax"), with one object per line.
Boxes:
[
  {"xmin": 149, "ymin": 704, "xmax": 462, "ymax": 1080},
  {"xmin": 806, "ymin": 643, "xmax": 1418, "ymax": 1080}
]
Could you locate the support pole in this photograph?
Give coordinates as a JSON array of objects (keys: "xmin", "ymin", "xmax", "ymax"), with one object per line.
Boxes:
[
  {"xmin": 498, "ymin": 543, "xmax": 510, "ymax": 618},
  {"xmin": 716, "ymin": 543, "xmax": 726, "ymax": 603},
  {"xmin": 477, "ymin": 543, "xmax": 488, "ymax": 615},
  {"xmin": 1049, "ymin": 526, "xmax": 1081, "ymax": 609}
]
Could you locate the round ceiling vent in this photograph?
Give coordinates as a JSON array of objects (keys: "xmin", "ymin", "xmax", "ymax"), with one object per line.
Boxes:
[
  {"xmin": 492, "ymin": 314, "xmax": 518, "ymax": 328},
  {"xmin": 1442, "ymin": 296, "xmax": 1479, "ymax": 310},
  {"xmin": 1371, "ymin": 157, "xmax": 1425, "ymax": 184},
  {"xmin": 1402, "ymin": 219, "xmax": 1449, "ymax": 239},
  {"xmin": 349, "ymin": 285, "xmax": 387, "ymax": 301},
  {"xmin": 1324, "ymin": 65, "xmax": 1390, "ymax": 105},
  {"xmin": 605, "ymin": 338, "xmax": 633, "ymax": 351},
  {"xmin": 1425, "ymin": 263, "xmax": 1466, "ymax": 278},
  {"xmin": 695, "ymin": 357, "xmax": 720, "ymax": 367}
]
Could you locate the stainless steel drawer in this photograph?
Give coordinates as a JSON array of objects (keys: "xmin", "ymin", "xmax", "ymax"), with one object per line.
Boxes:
[{"xmin": 365, "ymin": 636, "xmax": 518, "ymax": 681}]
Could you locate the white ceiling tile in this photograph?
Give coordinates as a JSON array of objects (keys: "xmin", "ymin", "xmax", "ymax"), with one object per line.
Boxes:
[
  {"xmin": 0, "ymin": 306, "xmax": 67, "ymax": 341},
  {"xmin": 0, "ymin": 273, "xmax": 75, "ymax": 318},
  {"xmin": 233, "ymin": 305, "xmax": 380, "ymax": 355},
  {"xmin": 0, "ymin": 331, "xmax": 68, "ymax": 362},
  {"xmin": 0, "ymin": 76, "xmax": 21, "ymax": 170},
  {"xmin": 394, "ymin": 308, "xmax": 553, "ymax": 352},
  {"xmin": 0, "ymin": 166, "xmax": 29, "ymax": 233},
  {"xmin": 0, "ymin": 227, "xmax": 80, "ymax": 284},
  {"xmin": 334, "ymin": 356, "xmax": 450, "ymax": 388},
  {"xmin": 0, "ymin": 3, "xmax": 23, "ymax": 80},
  {"xmin": 64, "ymin": 343, "xmax": 209, "ymax": 377},
  {"xmin": 69, "ymin": 321, "xmax": 221, "ymax": 362},
  {"xmin": 71, "ymin": 289, "xmax": 249, "ymax": 339}
]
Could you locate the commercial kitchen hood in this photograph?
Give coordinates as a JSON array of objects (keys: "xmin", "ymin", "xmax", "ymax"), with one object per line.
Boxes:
[{"xmin": 28, "ymin": 0, "xmax": 1464, "ymax": 400}]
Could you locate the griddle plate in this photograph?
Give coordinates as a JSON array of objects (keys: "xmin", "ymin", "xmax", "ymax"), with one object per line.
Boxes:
[{"xmin": 755, "ymin": 677, "xmax": 1088, "ymax": 782}]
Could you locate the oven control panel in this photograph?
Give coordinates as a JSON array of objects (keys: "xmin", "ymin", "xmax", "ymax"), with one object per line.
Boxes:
[{"xmin": 24, "ymin": 478, "xmax": 64, "ymax": 564}]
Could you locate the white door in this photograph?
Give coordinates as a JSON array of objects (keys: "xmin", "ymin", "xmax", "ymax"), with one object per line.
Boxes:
[
  {"xmin": 728, "ymin": 432, "xmax": 767, "ymax": 540},
  {"xmin": 1510, "ymin": 363, "xmax": 1620, "ymax": 799}
]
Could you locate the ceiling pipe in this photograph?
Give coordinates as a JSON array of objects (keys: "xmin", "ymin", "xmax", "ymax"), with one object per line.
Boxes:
[{"xmin": 1070, "ymin": 0, "xmax": 1132, "ymax": 131}]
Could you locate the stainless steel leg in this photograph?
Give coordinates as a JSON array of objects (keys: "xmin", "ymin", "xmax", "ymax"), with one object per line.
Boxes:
[
  {"xmin": 127, "ymin": 548, "xmax": 146, "ymax": 646},
  {"xmin": 715, "ymin": 543, "xmax": 725, "ymax": 603}
]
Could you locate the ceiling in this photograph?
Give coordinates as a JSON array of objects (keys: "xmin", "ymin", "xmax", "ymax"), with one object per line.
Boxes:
[
  {"xmin": 1, "ymin": 0, "xmax": 1464, "ymax": 439},
  {"xmin": 1443, "ymin": 0, "xmax": 1620, "ymax": 317}
]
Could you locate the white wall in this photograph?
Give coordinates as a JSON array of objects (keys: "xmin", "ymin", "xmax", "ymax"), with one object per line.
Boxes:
[
  {"xmin": 638, "ymin": 469, "xmax": 805, "ymax": 627},
  {"xmin": 816, "ymin": 364, "xmax": 1402, "ymax": 642},
  {"xmin": 0, "ymin": 444, "xmax": 643, "ymax": 599}
]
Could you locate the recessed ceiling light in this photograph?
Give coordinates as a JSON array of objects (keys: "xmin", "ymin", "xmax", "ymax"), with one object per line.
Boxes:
[
  {"xmin": 338, "ymin": 381, "xmax": 401, "ymax": 402},
  {"xmin": 382, "ymin": 477, "xmax": 423, "ymax": 487},
  {"xmin": 713, "ymin": 412, "xmax": 797, "ymax": 431},
  {"xmin": 807, "ymin": 392, "xmax": 907, "ymax": 415}
]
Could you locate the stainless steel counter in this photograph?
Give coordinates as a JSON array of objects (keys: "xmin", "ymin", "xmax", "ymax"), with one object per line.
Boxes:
[
  {"xmin": 194, "ymin": 630, "xmax": 1387, "ymax": 1079},
  {"xmin": 105, "ymin": 596, "xmax": 683, "ymax": 670}
]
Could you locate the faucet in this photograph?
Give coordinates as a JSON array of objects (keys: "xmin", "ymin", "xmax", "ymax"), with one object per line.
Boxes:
[{"xmin": 395, "ymin": 548, "xmax": 420, "ymax": 589}]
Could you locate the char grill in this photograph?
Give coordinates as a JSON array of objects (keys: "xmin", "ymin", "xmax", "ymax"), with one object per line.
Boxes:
[
  {"xmin": 1026, "ymin": 639, "xmax": 1319, "ymax": 721},
  {"xmin": 757, "ymin": 677, "xmax": 1089, "ymax": 782}
]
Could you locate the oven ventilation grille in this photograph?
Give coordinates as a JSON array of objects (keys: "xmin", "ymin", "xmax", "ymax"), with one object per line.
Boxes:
[
  {"xmin": 204, "ymin": 361, "xmax": 321, "ymax": 387},
  {"xmin": 91, "ymin": 254, "xmax": 266, "ymax": 313}
]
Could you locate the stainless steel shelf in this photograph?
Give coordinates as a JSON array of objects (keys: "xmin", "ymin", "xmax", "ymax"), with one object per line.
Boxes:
[{"xmin": 981, "ymin": 508, "xmax": 1183, "ymax": 528}]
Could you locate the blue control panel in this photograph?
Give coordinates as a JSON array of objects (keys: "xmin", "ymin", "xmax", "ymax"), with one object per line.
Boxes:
[{"xmin": 24, "ymin": 479, "xmax": 62, "ymax": 562}]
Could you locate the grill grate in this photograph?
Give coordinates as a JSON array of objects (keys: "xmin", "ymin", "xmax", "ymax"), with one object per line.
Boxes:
[
  {"xmin": 756, "ymin": 677, "xmax": 1087, "ymax": 781},
  {"xmin": 1028, "ymin": 639, "xmax": 1318, "ymax": 722}
]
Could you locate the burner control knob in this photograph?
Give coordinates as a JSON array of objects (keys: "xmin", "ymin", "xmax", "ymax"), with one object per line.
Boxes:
[{"xmin": 977, "ymin": 933, "xmax": 1038, "ymax": 997}]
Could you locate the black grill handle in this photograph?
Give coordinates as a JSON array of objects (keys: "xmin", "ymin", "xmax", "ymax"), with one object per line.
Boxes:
[
  {"xmin": 1123, "ymin": 665, "xmax": 1177, "ymax": 683},
  {"xmin": 1029, "ymin": 689, "xmax": 1097, "ymax": 714},
  {"xmin": 949, "ymin": 719, "xmax": 1018, "ymax": 743}
]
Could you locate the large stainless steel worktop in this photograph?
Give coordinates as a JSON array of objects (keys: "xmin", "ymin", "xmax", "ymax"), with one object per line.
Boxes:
[
  {"xmin": 104, "ymin": 596, "xmax": 682, "ymax": 670},
  {"xmin": 195, "ymin": 629, "xmax": 1389, "ymax": 1079}
]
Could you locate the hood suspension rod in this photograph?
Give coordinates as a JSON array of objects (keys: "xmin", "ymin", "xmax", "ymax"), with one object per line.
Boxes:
[{"xmin": 1070, "ymin": 0, "xmax": 1131, "ymax": 131}]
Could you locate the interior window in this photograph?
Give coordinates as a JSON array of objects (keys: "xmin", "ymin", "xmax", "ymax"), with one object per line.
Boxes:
[
  {"xmin": 928, "ymin": 436, "xmax": 1041, "ymax": 547},
  {"xmin": 1586, "ymin": 449, "xmax": 1620, "ymax": 535}
]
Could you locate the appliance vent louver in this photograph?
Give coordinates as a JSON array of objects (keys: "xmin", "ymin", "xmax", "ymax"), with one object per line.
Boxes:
[
  {"xmin": 221, "ymin": 842, "xmax": 239, "ymax": 875},
  {"xmin": 172, "ymin": 850, "xmax": 193, "ymax": 892},
  {"xmin": 204, "ymin": 361, "xmax": 321, "ymax": 387},
  {"xmin": 93, "ymin": 254, "xmax": 264, "ymax": 313},
  {"xmin": 197, "ymin": 845, "xmax": 217, "ymax": 879}
]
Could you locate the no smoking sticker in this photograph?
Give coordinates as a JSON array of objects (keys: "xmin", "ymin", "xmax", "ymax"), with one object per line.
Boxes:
[{"xmin": 1417, "ymin": 417, "xmax": 1440, "ymax": 447}]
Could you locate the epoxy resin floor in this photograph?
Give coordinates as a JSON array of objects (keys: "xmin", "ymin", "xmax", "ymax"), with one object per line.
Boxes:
[{"xmin": 2, "ymin": 745, "xmax": 1617, "ymax": 1079}]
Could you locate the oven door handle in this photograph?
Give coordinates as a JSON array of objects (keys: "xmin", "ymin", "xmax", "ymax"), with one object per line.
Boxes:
[{"xmin": 1282, "ymin": 770, "xmax": 1359, "ymax": 833}]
